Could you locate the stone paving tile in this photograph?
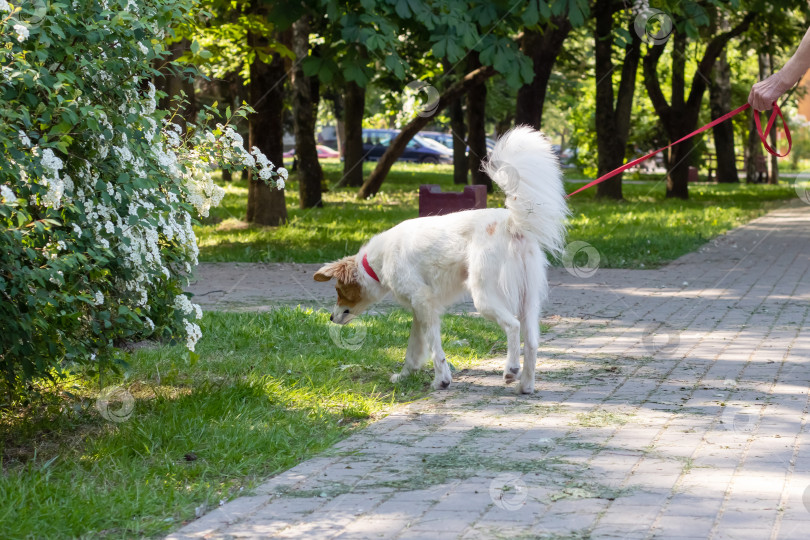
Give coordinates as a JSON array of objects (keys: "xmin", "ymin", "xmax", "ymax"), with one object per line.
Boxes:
[{"xmin": 169, "ymin": 203, "xmax": 810, "ymax": 539}]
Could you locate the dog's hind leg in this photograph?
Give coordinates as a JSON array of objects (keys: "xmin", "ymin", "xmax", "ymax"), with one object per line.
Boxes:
[
  {"xmin": 472, "ymin": 293, "xmax": 521, "ymax": 384},
  {"xmin": 516, "ymin": 265, "xmax": 543, "ymax": 394},
  {"xmin": 517, "ymin": 308, "xmax": 540, "ymax": 395},
  {"xmin": 390, "ymin": 316, "xmax": 428, "ymax": 383}
]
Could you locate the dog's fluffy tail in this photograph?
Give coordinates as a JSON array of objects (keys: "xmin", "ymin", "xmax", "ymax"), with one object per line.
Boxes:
[{"xmin": 483, "ymin": 126, "xmax": 570, "ymax": 256}]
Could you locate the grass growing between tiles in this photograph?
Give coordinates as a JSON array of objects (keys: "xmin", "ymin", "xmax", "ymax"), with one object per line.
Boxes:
[
  {"xmin": 0, "ymin": 307, "xmax": 503, "ymax": 539},
  {"xmin": 196, "ymin": 160, "xmax": 798, "ymax": 268}
]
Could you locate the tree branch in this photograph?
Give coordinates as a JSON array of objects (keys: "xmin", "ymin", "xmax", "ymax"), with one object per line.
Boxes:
[
  {"xmin": 357, "ymin": 64, "xmax": 496, "ymax": 199},
  {"xmin": 686, "ymin": 11, "xmax": 756, "ymax": 112},
  {"xmin": 615, "ymin": 20, "xmax": 642, "ymax": 137},
  {"xmin": 642, "ymin": 42, "xmax": 670, "ymax": 122}
]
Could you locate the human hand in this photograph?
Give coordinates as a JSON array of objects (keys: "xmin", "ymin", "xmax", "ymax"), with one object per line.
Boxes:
[{"xmin": 748, "ymin": 72, "xmax": 792, "ymax": 111}]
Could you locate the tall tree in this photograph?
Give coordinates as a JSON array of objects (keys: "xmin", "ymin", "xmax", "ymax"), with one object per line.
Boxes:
[
  {"xmin": 593, "ymin": 0, "xmax": 641, "ymax": 200},
  {"xmin": 179, "ymin": 0, "xmax": 298, "ymax": 225},
  {"xmin": 440, "ymin": 58, "xmax": 468, "ymax": 185},
  {"xmin": 643, "ymin": 7, "xmax": 754, "ymax": 198},
  {"xmin": 745, "ymin": 107, "xmax": 765, "ymax": 183},
  {"xmin": 709, "ymin": 23, "xmax": 739, "ymax": 183},
  {"xmin": 291, "ymin": 14, "xmax": 323, "ymax": 208},
  {"xmin": 466, "ymin": 52, "xmax": 491, "ymax": 191},
  {"xmin": 341, "ymin": 81, "xmax": 366, "ymax": 187},
  {"xmin": 154, "ymin": 39, "xmax": 197, "ymax": 128},
  {"xmin": 765, "ymin": 50, "xmax": 780, "ymax": 184},
  {"xmin": 449, "ymin": 97, "xmax": 468, "ymax": 185},
  {"xmin": 246, "ymin": 10, "xmax": 288, "ymax": 225},
  {"xmin": 515, "ymin": 16, "xmax": 573, "ymax": 129}
]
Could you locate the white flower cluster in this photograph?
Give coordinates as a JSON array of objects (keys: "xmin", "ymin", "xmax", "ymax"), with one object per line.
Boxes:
[
  {"xmin": 13, "ymin": 24, "xmax": 29, "ymax": 43},
  {"xmin": 184, "ymin": 319, "xmax": 202, "ymax": 351},
  {"xmin": 0, "ymin": 0, "xmax": 10, "ymax": 13},
  {"xmin": 185, "ymin": 170, "xmax": 225, "ymax": 218},
  {"xmin": 40, "ymin": 148, "xmax": 66, "ymax": 208},
  {"xmin": 1, "ymin": 185, "xmax": 16, "ymax": 205},
  {"xmin": 174, "ymin": 294, "xmax": 202, "ymax": 320}
]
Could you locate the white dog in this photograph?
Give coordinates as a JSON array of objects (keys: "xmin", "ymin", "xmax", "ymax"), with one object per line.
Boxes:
[{"xmin": 314, "ymin": 126, "xmax": 569, "ymax": 394}]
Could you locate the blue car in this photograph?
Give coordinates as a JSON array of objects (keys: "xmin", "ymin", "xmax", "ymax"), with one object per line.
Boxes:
[{"xmin": 362, "ymin": 129, "xmax": 452, "ymax": 164}]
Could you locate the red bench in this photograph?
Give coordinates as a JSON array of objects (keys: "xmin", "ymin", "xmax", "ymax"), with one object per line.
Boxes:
[{"xmin": 418, "ymin": 184, "xmax": 487, "ymax": 217}]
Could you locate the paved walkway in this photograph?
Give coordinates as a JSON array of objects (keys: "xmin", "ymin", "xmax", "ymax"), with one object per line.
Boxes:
[{"xmin": 173, "ymin": 201, "xmax": 810, "ymax": 540}]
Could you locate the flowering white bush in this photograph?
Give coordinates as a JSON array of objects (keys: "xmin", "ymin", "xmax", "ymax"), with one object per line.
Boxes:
[{"xmin": 0, "ymin": 0, "xmax": 282, "ymax": 390}]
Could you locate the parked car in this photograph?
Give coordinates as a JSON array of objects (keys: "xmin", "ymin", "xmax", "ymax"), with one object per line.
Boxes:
[
  {"xmin": 282, "ymin": 145, "xmax": 340, "ymax": 159},
  {"xmin": 551, "ymin": 144, "xmax": 577, "ymax": 168},
  {"xmin": 419, "ymin": 131, "xmax": 496, "ymax": 156},
  {"xmin": 419, "ymin": 131, "xmax": 456, "ymax": 150},
  {"xmin": 362, "ymin": 129, "xmax": 452, "ymax": 164}
]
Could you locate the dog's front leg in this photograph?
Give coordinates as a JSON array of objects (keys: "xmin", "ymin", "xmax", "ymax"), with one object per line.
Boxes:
[
  {"xmin": 390, "ymin": 317, "xmax": 428, "ymax": 383},
  {"xmin": 423, "ymin": 313, "xmax": 452, "ymax": 390}
]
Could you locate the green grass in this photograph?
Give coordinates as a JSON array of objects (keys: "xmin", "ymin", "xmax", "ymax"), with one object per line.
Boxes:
[
  {"xmin": 0, "ymin": 307, "xmax": 503, "ymax": 539},
  {"xmin": 567, "ymin": 181, "xmax": 797, "ymax": 268},
  {"xmin": 196, "ymin": 161, "xmax": 798, "ymax": 268}
]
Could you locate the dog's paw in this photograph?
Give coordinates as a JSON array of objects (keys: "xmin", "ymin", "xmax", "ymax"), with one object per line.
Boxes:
[
  {"xmin": 390, "ymin": 373, "xmax": 402, "ymax": 383},
  {"xmin": 431, "ymin": 378, "xmax": 452, "ymax": 390},
  {"xmin": 503, "ymin": 367, "xmax": 520, "ymax": 384},
  {"xmin": 515, "ymin": 380, "xmax": 535, "ymax": 395}
]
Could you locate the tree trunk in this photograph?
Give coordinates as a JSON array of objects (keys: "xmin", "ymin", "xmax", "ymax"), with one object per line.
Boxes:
[
  {"xmin": 246, "ymin": 20, "xmax": 287, "ymax": 225},
  {"xmin": 449, "ymin": 98, "xmax": 468, "ymax": 184},
  {"xmin": 643, "ymin": 12, "xmax": 755, "ymax": 199},
  {"xmin": 768, "ymin": 108, "xmax": 779, "ymax": 184},
  {"xmin": 357, "ymin": 65, "xmax": 496, "ymax": 199},
  {"xmin": 466, "ymin": 53, "xmax": 491, "ymax": 191},
  {"xmin": 710, "ymin": 46, "xmax": 739, "ymax": 183},
  {"xmin": 334, "ymin": 95, "xmax": 345, "ymax": 157},
  {"xmin": 515, "ymin": 17, "xmax": 573, "ymax": 129},
  {"xmin": 594, "ymin": 3, "xmax": 641, "ymax": 200},
  {"xmin": 767, "ymin": 51, "xmax": 779, "ymax": 184},
  {"xmin": 342, "ymin": 81, "xmax": 365, "ymax": 187},
  {"xmin": 291, "ymin": 16, "xmax": 323, "ymax": 208},
  {"xmin": 745, "ymin": 109, "xmax": 763, "ymax": 183},
  {"xmin": 156, "ymin": 39, "xmax": 196, "ymax": 127},
  {"xmin": 666, "ymin": 135, "xmax": 693, "ymax": 199},
  {"xmin": 664, "ymin": 32, "xmax": 691, "ymax": 199}
]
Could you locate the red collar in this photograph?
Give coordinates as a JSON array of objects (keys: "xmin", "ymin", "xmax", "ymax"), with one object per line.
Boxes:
[{"xmin": 362, "ymin": 253, "xmax": 380, "ymax": 282}]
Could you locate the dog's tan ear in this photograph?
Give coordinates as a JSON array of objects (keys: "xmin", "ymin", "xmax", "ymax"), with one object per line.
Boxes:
[
  {"xmin": 314, "ymin": 257, "xmax": 358, "ymax": 283},
  {"xmin": 314, "ymin": 263, "xmax": 335, "ymax": 282}
]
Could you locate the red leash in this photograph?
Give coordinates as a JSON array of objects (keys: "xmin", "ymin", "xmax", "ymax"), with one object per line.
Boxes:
[{"xmin": 566, "ymin": 103, "xmax": 791, "ymax": 198}]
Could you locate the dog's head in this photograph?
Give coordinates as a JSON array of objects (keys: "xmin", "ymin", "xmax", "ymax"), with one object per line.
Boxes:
[{"xmin": 314, "ymin": 256, "xmax": 377, "ymax": 325}]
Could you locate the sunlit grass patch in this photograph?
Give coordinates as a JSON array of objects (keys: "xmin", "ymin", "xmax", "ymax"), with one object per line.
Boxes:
[
  {"xmin": 0, "ymin": 307, "xmax": 502, "ymax": 538},
  {"xmin": 565, "ymin": 181, "xmax": 797, "ymax": 268}
]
